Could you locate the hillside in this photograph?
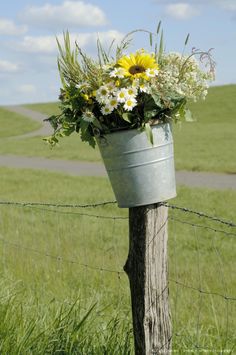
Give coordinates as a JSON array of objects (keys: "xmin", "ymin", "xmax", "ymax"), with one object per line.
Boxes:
[{"xmin": 1, "ymin": 84, "xmax": 235, "ymax": 173}]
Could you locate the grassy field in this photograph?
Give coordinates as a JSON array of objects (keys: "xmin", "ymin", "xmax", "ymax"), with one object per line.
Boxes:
[
  {"xmin": 0, "ymin": 84, "xmax": 235, "ymax": 352},
  {"xmin": 20, "ymin": 85, "xmax": 236, "ymax": 173},
  {"xmin": 0, "ymin": 107, "xmax": 41, "ymax": 138},
  {"xmin": 0, "ymin": 167, "xmax": 235, "ymax": 353}
]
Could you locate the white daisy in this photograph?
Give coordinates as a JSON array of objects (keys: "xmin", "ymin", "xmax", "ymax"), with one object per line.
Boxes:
[
  {"xmin": 96, "ymin": 85, "xmax": 111, "ymax": 103},
  {"xmin": 146, "ymin": 68, "xmax": 159, "ymax": 78},
  {"xmin": 107, "ymin": 97, "xmax": 118, "ymax": 109},
  {"xmin": 123, "ymin": 97, "xmax": 137, "ymax": 111},
  {"xmin": 126, "ymin": 87, "xmax": 138, "ymax": 97},
  {"xmin": 81, "ymin": 110, "xmax": 95, "ymax": 123},
  {"xmin": 139, "ymin": 83, "xmax": 150, "ymax": 93},
  {"xmin": 101, "ymin": 105, "xmax": 114, "ymax": 115},
  {"xmin": 109, "ymin": 67, "xmax": 126, "ymax": 78},
  {"xmin": 106, "ymin": 81, "xmax": 116, "ymax": 91},
  {"xmin": 116, "ymin": 88, "xmax": 128, "ymax": 103}
]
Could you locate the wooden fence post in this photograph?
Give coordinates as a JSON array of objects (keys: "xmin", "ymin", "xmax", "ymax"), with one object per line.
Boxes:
[{"xmin": 124, "ymin": 203, "xmax": 172, "ymax": 354}]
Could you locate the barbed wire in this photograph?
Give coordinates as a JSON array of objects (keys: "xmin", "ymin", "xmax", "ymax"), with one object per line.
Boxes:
[
  {"xmin": 169, "ymin": 278, "xmax": 236, "ymax": 301},
  {"xmin": 164, "ymin": 202, "xmax": 236, "ymax": 228},
  {"xmin": 0, "ymin": 201, "xmax": 235, "ymax": 352},
  {"xmin": 0, "ymin": 200, "xmax": 235, "ymax": 227},
  {"xmin": 0, "ymin": 234, "xmax": 235, "ymax": 302},
  {"xmin": 0, "ymin": 200, "xmax": 116, "ymax": 209},
  {"xmin": 169, "ymin": 216, "xmax": 236, "ymax": 237},
  {"xmin": 0, "ymin": 236, "xmax": 123, "ymax": 275},
  {"xmin": 23, "ymin": 206, "xmax": 128, "ymax": 220}
]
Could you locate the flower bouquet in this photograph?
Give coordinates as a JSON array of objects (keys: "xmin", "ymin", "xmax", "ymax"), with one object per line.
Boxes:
[{"xmin": 45, "ymin": 23, "xmax": 215, "ymax": 207}]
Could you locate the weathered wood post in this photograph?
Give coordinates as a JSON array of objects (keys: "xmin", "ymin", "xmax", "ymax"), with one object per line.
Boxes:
[{"xmin": 124, "ymin": 203, "xmax": 172, "ymax": 354}]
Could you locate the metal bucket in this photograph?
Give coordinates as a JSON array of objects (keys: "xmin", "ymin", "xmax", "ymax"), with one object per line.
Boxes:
[{"xmin": 96, "ymin": 123, "xmax": 176, "ymax": 208}]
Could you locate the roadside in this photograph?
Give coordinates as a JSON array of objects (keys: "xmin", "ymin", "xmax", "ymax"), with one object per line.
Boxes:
[{"xmin": 0, "ymin": 155, "xmax": 235, "ymax": 190}]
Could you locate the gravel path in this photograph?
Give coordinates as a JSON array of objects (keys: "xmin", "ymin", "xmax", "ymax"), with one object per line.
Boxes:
[
  {"xmin": 4, "ymin": 105, "xmax": 53, "ymax": 137},
  {"xmin": 0, "ymin": 155, "xmax": 235, "ymax": 190},
  {"xmin": 1, "ymin": 105, "xmax": 235, "ymax": 190}
]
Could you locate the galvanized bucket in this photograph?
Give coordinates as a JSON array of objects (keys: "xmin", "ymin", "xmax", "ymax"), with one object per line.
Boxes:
[{"xmin": 96, "ymin": 123, "xmax": 176, "ymax": 208}]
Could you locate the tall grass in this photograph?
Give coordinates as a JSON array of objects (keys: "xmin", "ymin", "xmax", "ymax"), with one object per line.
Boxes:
[{"xmin": 0, "ymin": 167, "xmax": 235, "ymax": 353}]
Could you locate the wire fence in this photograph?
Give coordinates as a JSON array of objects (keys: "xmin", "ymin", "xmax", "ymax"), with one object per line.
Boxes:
[{"xmin": 0, "ymin": 199, "xmax": 235, "ymax": 353}]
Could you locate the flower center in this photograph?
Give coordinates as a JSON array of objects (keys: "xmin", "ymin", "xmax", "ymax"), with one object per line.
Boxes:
[{"xmin": 129, "ymin": 65, "xmax": 146, "ymax": 75}]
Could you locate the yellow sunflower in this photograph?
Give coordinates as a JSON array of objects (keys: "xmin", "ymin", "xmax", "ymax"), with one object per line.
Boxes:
[{"xmin": 117, "ymin": 51, "xmax": 159, "ymax": 80}]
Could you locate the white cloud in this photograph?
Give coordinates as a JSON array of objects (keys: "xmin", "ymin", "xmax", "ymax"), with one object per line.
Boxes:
[
  {"xmin": 0, "ymin": 59, "xmax": 20, "ymax": 73},
  {"xmin": 14, "ymin": 30, "xmax": 124, "ymax": 54},
  {"xmin": 165, "ymin": 3, "xmax": 200, "ymax": 20},
  {"xmin": 17, "ymin": 35, "xmax": 58, "ymax": 54},
  {"xmin": 16, "ymin": 84, "xmax": 37, "ymax": 95},
  {"xmin": 217, "ymin": 0, "xmax": 236, "ymax": 11},
  {"xmin": 0, "ymin": 18, "xmax": 27, "ymax": 35},
  {"xmin": 20, "ymin": 1, "xmax": 108, "ymax": 29},
  {"xmin": 155, "ymin": 0, "xmax": 236, "ymax": 9}
]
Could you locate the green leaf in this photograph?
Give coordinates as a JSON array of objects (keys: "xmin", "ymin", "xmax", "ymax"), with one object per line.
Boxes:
[
  {"xmin": 150, "ymin": 92, "xmax": 162, "ymax": 108},
  {"xmin": 92, "ymin": 117, "xmax": 103, "ymax": 130},
  {"xmin": 185, "ymin": 33, "xmax": 190, "ymax": 46},
  {"xmin": 80, "ymin": 120, "xmax": 96, "ymax": 148},
  {"xmin": 144, "ymin": 109, "xmax": 159, "ymax": 121},
  {"xmin": 122, "ymin": 112, "xmax": 133, "ymax": 123},
  {"xmin": 46, "ymin": 115, "xmax": 59, "ymax": 130},
  {"xmin": 156, "ymin": 21, "xmax": 162, "ymax": 35},
  {"xmin": 144, "ymin": 122, "xmax": 154, "ymax": 145},
  {"xmin": 142, "ymin": 94, "xmax": 162, "ymax": 121},
  {"xmin": 158, "ymin": 30, "xmax": 164, "ymax": 63},
  {"xmin": 43, "ymin": 135, "xmax": 59, "ymax": 147},
  {"xmin": 149, "ymin": 33, "xmax": 153, "ymax": 47}
]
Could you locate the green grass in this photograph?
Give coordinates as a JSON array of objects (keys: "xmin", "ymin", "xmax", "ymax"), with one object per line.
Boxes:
[
  {"xmin": 0, "ymin": 133, "xmax": 101, "ymax": 161},
  {"xmin": 0, "ymin": 167, "xmax": 235, "ymax": 353},
  {"xmin": 0, "ymin": 107, "xmax": 41, "ymax": 138},
  {"xmin": 24, "ymin": 102, "xmax": 61, "ymax": 116},
  {"xmin": 173, "ymin": 84, "xmax": 236, "ymax": 173},
  {"xmin": 17, "ymin": 85, "xmax": 236, "ymax": 173}
]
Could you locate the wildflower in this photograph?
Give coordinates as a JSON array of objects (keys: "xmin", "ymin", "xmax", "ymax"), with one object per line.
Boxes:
[
  {"xmin": 116, "ymin": 88, "xmax": 128, "ymax": 103},
  {"xmin": 81, "ymin": 110, "xmax": 95, "ymax": 122},
  {"xmin": 139, "ymin": 83, "xmax": 150, "ymax": 93},
  {"xmin": 107, "ymin": 97, "xmax": 118, "ymax": 109},
  {"xmin": 106, "ymin": 81, "xmax": 116, "ymax": 91},
  {"xmin": 124, "ymin": 97, "xmax": 137, "ymax": 111},
  {"xmin": 146, "ymin": 68, "xmax": 159, "ymax": 78},
  {"xmin": 126, "ymin": 87, "xmax": 138, "ymax": 97},
  {"xmin": 115, "ymin": 80, "xmax": 120, "ymax": 87},
  {"xmin": 117, "ymin": 51, "xmax": 159, "ymax": 80},
  {"xmin": 81, "ymin": 93, "xmax": 89, "ymax": 101},
  {"xmin": 101, "ymin": 105, "xmax": 114, "ymax": 115},
  {"xmin": 109, "ymin": 67, "xmax": 126, "ymax": 78},
  {"xmin": 96, "ymin": 85, "xmax": 111, "ymax": 103}
]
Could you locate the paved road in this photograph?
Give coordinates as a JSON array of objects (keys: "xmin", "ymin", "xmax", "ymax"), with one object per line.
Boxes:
[
  {"xmin": 0, "ymin": 155, "xmax": 235, "ymax": 190},
  {"xmin": 1, "ymin": 105, "xmax": 236, "ymax": 190}
]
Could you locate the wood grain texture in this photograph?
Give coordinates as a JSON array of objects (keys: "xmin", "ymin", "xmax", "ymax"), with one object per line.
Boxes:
[{"xmin": 124, "ymin": 204, "xmax": 172, "ymax": 354}]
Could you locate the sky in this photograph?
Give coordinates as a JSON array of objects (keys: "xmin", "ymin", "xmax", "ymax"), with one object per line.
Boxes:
[{"xmin": 0, "ymin": 0, "xmax": 236, "ymax": 105}]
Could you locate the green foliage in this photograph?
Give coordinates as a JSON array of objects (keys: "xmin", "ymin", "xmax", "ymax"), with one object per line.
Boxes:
[{"xmin": 44, "ymin": 23, "xmax": 214, "ymax": 148}]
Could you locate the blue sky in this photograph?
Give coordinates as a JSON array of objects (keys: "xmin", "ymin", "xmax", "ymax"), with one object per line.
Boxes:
[{"xmin": 0, "ymin": 0, "xmax": 235, "ymax": 105}]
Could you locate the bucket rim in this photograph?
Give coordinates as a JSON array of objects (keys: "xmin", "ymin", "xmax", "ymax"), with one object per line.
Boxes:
[{"xmin": 96, "ymin": 121, "xmax": 172, "ymax": 140}]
